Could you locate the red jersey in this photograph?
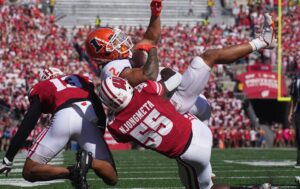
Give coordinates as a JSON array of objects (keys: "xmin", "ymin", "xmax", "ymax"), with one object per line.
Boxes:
[
  {"xmin": 29, "ymin": 74, "xmax": 93, "ymax": 114},
  {"xmin": 108, "ymin": 81, "xmax": 192, "ymax": 158}
]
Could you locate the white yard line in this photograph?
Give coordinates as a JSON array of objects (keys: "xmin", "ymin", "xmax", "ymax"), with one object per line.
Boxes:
[
  {"xmin": 3, "ymin": 168, "xmax": 297, "ymax": 175},
  {"xmin": 116, "ymin": 166, "xmax": 177, "ymax": 170},
  {"xmin": 0, "ymin": 178, "xmax": 64, "ymax": 187},
  {"xmin": 101, "ymin": 188, "xmax": 184, "ymax": 189}
]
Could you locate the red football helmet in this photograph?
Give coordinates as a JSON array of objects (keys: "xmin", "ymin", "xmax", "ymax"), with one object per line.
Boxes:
[{"xmin": 85, "ymin": 27, "xmax": 133, "ymax": 64}]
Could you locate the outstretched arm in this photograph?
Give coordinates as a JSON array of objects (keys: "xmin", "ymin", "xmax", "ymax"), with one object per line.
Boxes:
[{"xmin": 136, "ymin": 0, "xmax": 162, "ymax": 46}]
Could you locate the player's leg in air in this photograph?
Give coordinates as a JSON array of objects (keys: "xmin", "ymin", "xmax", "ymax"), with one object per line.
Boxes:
[
  {"xmin": 170, "ymin": 13, "xmax": 275, "ymax": 189},
  {"xmin": 171, "ymin": 13, "xmax": 276, "ymax": 117},
  {"xmin": 22, "ymin": 102, "xmax": 117, "ymax": 188}
]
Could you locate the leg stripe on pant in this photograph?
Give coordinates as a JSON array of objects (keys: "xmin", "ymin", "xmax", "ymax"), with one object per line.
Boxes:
[
  {"xmin": 177, "ymin": 158, "xmax": 200, "ymax": 189},
  {"xmin": 28, "ymin": 126, "xmax": 50, "ymax": 158}
]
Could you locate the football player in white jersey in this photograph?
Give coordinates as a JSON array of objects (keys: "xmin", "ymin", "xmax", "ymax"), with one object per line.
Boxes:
[{"xmin": 85, "ymin": 10, "xmax": 276, "ymax": 123}]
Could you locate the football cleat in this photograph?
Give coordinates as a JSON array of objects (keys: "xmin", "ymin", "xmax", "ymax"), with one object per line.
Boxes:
[
  {"xmin": 0, "ymin": 157, "xmax": 13, "ymax": 176},
  {"xmin": 259, "ymin": 13, "xmax": 276, "ymax": 49},
  {"xmin": 295, "ymin": 176, "xmax": 300, "ymax": 184},
  {"xmin": 70, "ymin": 150, "xmax": 93, "ymax": 189}
]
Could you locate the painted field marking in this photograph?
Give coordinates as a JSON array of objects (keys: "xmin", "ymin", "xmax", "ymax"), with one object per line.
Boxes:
[
  {"xmin": 0, "ymin": 153, "xmax": 65, "ymax": 187},
  {"xmin": 117, "ymin": 166, "xmax": 178, "ymax": 170},
  {"xmin": 0, "ymin": 178, "xmax": 64, "ymax": 187},
  {"xmin": 13, "ymin": 158, "xmax": 64, "ymax": 162},
  {"xmin": 224, "ymin": 160, "xmax": 296, "ymax": 167},
  {"xmin": 87, "ymin": 175, "xmax": 294, "ymax": 181},
  {"xmin": 101, "ymin": 188, "xmax": 185, "ymax": 189}
]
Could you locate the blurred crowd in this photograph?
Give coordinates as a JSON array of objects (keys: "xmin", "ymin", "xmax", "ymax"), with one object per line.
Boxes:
[
  {"xmin": 0, "ymin": 1, "xmax": 299, "ymax": 150},
  {"xmin": 230, "ymin": 0, "xmax": 300, "ymax": 73}
]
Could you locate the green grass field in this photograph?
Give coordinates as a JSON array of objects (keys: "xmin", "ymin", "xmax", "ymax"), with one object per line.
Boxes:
[{"xmin": 0, "ymin": 148, "xmax": 299, "ymax": 189}]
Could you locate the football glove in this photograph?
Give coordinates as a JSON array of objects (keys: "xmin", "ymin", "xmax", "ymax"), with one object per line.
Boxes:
[
  {"xmin": 250, "ymin": 13, "xmax": 276, "ymax": 51},
  {"xmin": 0, "ymin": 157, "xmax": 13, "ymax": 176},
  {"xmin": 134, "ymin": 43, "xmax": 156, "ymax": 53},
  {"xmin": 151, "ymin": 0, "xmax": 163, "ymax": 17},
  {"xmin": 260, "ymin": 13, "xmax": 276, "ymax": 49}
]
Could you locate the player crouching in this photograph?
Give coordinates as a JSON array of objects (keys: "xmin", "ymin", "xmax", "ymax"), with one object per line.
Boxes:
[{"xmin": 1, "ymin": 67, "xmax": 117, "ymax": 189}]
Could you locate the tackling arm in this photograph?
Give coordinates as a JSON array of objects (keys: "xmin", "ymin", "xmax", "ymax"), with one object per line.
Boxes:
[{"xmin": 89, "ymin": 87, "xmax": 107, "ymax": 133}]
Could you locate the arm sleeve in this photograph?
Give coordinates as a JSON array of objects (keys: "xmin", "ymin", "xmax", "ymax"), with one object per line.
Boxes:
[
  {"xmin": 88, "ymin": 85, "xmax": 107, "ymax": 132},
  {"xmin": 5, "ymin": 95, "xmax": 42, "ymax": 162},
  {"xmin": 143, "ymin": 80, "xmax": 164, "ymax": 96},
  {"xmin": 76, "ymin": 75, "xmax": 107, "ymax": 133}
]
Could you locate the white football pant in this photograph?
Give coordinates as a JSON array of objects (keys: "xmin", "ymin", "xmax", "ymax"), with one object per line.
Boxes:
[
  {"xmin": 170, "ymin": 56, "xmax": 211, "ymax": 118},
  {"xmin": 27, "ymin": 101, "xmax": 113, "ymax": 165},
  {"xmin": 177, "ymin": 118, "xmax": 213, "ymax": 189}
]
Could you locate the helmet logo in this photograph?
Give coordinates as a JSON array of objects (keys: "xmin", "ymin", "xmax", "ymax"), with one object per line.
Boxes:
[
  {"xmin": 112, "ymin": 77, "xmax": 127, "ymax": 90},
  {"xmin": 90, "ymin": 38, "xmax": 103, "ymax": 53}
]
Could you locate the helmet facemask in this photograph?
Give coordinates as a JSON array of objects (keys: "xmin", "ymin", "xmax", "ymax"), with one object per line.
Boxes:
[{"xmin": 109, "ymin": 28, "xmax": 133, "ymax": 55}]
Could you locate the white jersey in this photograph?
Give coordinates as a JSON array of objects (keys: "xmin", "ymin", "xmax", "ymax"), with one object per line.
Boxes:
[
  {"xmin": 101, "ymin": 59, "xmax": 132, "ymax": 81},
  {"xmin": 101, "ymin": 59, "xmax": 166, "ymax": 82}
]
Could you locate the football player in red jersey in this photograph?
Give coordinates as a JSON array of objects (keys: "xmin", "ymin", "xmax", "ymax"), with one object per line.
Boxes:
[
  {"xmin": 98, "ymin": 48, "xmax": 225, "ymax": 189},
  {"xmin": 100, "ymin": 74, "xmax": 214, "ymax": 189},
  {"xmin": 0, "ymin": 68, "xmax": 117, "ymax": 188}
]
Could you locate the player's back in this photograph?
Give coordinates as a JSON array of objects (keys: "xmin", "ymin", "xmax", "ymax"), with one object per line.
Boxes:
[
  {"xmin": 108, "ymin": 81, "xmax": 192, "ymax": 158},
  {"xmin": 29, "ymin": 74, "xmax": 93, "ymax": 114}
]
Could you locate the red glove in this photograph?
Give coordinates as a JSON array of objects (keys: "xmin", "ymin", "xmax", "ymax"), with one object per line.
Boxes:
[
  {"xmin": 151, "ymin": 0, "xmax": 163, "ymax": 17},
  {"xmin": 134, "ymin": 43, "xmax": 156, "ymax": 53}
]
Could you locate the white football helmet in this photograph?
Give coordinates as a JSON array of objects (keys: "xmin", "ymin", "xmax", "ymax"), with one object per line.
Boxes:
[
  {"xmin": 39, "ymin": 67, "xmax": 64, "ymax": 81},
  {"xmin": 99, "ymin": 76, "xmax": 133, "ymax": 112}
]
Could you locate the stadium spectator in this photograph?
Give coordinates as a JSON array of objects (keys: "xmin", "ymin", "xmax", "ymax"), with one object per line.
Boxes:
[
  {"xmin": 288, "ymin": 126, "xmax": 295, "ymax": 147},
  {"xmin": 250, "ymin": 127, "xmax": 258, "ymax": 147},
  {"xmin": 49, "ymin": 0, "xmax": 55, "ymax": 14},
  {"xmin": 283, "ymin": 126, "xmax": 290, "ymax": 146},
  {"xmin": 207, "ymin": 0, "xmax": 215, "ymax": 17},
  {"xmin": 1, "ymin": 126, "xmax": 11, "ymax": 151},
  {"xmin": 188, "ymin": 0, "xmax": 194, "ymax": 16},
  {"xmin": 258, "ymin": 127, "xmax": 267, "ymax": 148},
  {"xmin": 95, "ymin": 15, "xmax": 101, "ymax": 28},
  {"xmin": 273, "ymin": 124, "xmax": 285, "ymax": 147}
]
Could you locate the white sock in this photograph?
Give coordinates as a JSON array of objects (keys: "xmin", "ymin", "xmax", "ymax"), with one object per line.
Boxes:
[{"xmin": 249, "ymin": 38, "xmax": 267, "ymax": 51}]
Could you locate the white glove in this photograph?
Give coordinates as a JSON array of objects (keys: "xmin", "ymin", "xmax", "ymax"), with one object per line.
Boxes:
[
  {"xmin": 250, "ymin": 13, "xmax": 277, "ymax": 51},
  {"xmin": 0, "ymin": 157, "xmax": 13, "ymax": 176},
  {"xmin": 261, "ymin": 13, "xmax": 276, "ymax": 49}
]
